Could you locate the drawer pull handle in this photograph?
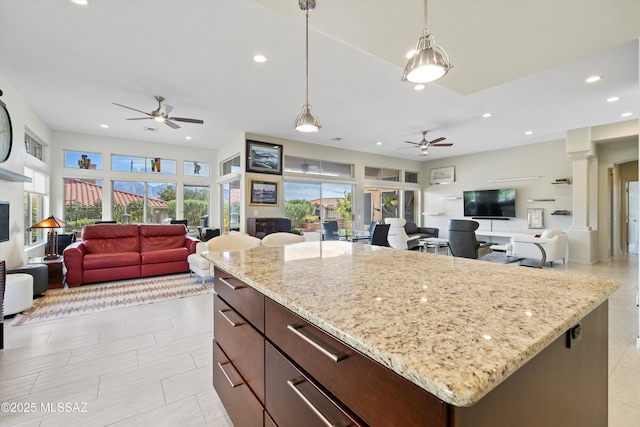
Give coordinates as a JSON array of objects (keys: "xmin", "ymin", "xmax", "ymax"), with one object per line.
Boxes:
[
  {"xmin": 217, "ymin": 361, "xmax": 244, "ymax": 388},
  {"xmin": 287, "ymin": 378, "xmax": 353, "ymax": 427},
  {"xmin": 219, "ymin": 277, "xmax": 245, "ymax": 290},
  {"xmin": 287, "ymin": 324, "xmax": 347, "ymax": 362},
  {"xmin": 218, "ymin": 309, "xmax": 245, "ymax": 327}
]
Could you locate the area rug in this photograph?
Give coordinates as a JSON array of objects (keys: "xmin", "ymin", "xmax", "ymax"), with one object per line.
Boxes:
[
  {"xmin": 480, "ymin": 252, "xmax": 522, "ymax": 264},
  {"xmin": 12, "ymin": 273, "xmax": 213, "ymax": 326}
]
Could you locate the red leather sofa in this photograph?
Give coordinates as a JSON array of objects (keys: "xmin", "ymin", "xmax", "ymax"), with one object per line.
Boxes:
[{"xmin": 63, "ymin": 224, "xmax": 199, "ymax": 286}]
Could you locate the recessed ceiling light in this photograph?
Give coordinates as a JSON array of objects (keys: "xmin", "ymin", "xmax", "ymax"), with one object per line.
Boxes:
[
  {"xmin": 482, "ymin": 113, "xmax": 492, "ymax": 118},
  {"xmin": 525, "ymin": 130, "xmax": 533, "ymax": 135},
  {"xmin": 253, "ymin": 54, "xmax": 267, "ymax": 63},
  {"xmin": 185, "ymin": 136, "xmax": 192, "ymax": 140},
  {"xmin": 606, "ymin": 96, "xmax": 620, "ymax": 103},
  {"xmin": 71, "ymin": 0, "xmax": 88, "ymax": 5},
  {"xmin": 100, "ymin": 124, "xmax": 109, "ymax": 128},
  {"xmin": 585, "ymin": 75, "xmax": 601, "ymax": 83},
  {"xmin": 621, "ymin": 112, "xmax": 633, "ymax": 117},
  {"xmin": 414, "ymin": 84, "xmax": 425, "ymax": 91},
  {"xmin": 406, "ymin": 49, "xmax": 415, "ymax": 59},
  {"xmin": 376, "ymin": 141, "xmax": 382, "ymax": 146}
]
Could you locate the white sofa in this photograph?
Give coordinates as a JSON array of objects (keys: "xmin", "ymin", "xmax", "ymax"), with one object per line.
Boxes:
[{"xmin": 507, "ymin": 228, "xmax": 568, "ymax": 266}]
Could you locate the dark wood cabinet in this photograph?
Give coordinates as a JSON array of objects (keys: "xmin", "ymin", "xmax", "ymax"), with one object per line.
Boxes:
[{"xmin": 246, "ymin": 217, "xmax": 291, "ymax": 239}]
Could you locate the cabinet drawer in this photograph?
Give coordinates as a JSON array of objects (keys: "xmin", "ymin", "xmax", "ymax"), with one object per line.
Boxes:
[
  {"xmin": 265, "ymin": 298, "xmax": 448, "ymax": 427},
  {"xmin": 214, "ymin": 295, "xmax": 265, "ymax": 403},
  {"xmin": 213, "ymin": 340, "xmax": 263, "ymax": 427},
  {"xmin": 265, "ymin": 342, "xmax": 364, "ymax": 427},
  {"xmin": 214, "ymin": 267, "xmax": 264, "ymax": 332}
]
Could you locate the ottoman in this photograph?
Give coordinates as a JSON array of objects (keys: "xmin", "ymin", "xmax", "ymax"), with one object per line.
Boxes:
[
  {"xmin": 4, "ymin": 273, "xmax": 34, "ymax": 316},
  {"xmin": 8, "ymin": 264, "xmax": 48, "ymax": 296}
]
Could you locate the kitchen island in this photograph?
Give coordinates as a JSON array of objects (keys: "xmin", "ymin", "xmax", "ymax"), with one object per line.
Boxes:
[{"xmin": 206, "ymin": 241, "xmax": 619, "ymax": 427}]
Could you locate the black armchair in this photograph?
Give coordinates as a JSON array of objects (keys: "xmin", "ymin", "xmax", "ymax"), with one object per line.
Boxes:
[
  {"xmin": 322, "ymin": 221, "xmax": 341, "ymax": 241},
  {"xmin": 447, "ymin": 219, "xmax": 493, "ymax": 259},
  {"xmin": 370, "ymin": 223, "xmax": 390, "ymax": 247}
]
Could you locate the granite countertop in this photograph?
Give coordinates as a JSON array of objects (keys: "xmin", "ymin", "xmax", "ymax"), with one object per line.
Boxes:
[{"xmin": 205, "ymin": 241, "xmax": 620, "ymax": 407}]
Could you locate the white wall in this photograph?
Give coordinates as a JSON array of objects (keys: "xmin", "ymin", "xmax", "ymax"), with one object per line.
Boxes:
[
  {"xmin": 421, "ymin": 139, "xmax": 574, "ymax": 240},
  {"xmin": 0, "ymin": 75, "xmax": 52, "ymax": 267}
]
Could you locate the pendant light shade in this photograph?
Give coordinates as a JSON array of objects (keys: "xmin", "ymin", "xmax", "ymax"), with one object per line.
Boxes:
[
  {"xmin": 295, "ymin": 104, "xmax": 321, "ymax": 132},
  {"xmin": 402, "ymin": 0, "xmax": 452, "ymax": 84},
  {"xmin": 294, "ymin": 0, "xmax": 321, "ymax": 132}
]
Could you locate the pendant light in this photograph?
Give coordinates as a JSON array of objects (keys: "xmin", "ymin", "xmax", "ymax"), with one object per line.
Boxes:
[
  {"xmin": 402, "ymin": 0, "xmax": 452, "ymax": 84},
  {"xmin": 294, "ymin": 0, "xmax": 321, "ymax": 132}
]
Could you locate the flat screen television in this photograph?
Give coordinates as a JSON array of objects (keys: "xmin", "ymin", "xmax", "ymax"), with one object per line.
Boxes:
[
  {"xmin": 0, "ymin": 201, "xmax": 9, "ymax": 242},
  {"xmin": 463, "ymin": 188, "xmax": 516, "ymax": 218}
]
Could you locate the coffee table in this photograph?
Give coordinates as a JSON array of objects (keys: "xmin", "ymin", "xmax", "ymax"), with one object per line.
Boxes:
[{"xmin": 421, "ymin": 238, "xmax": 450, "ymax": 255}]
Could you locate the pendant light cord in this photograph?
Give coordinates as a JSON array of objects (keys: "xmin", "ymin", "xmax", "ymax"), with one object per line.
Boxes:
[
  {"xmin": 305, "ymin": 8, "xmax": 310, "ymax": 105},
  {"xmin": 423, "ymin": 0, "xmax": 428, "ymax": 36}
]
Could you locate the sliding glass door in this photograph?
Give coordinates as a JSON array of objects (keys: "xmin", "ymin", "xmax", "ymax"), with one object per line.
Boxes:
[{"xmin": 284, "ymin": 181, "xmax": 353, "ymax": 241}]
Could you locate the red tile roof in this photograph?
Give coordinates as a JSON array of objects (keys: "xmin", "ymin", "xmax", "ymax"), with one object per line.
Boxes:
[{"xmin": 65, "ymin": 180, "xmax": 168, "ymax": 209}]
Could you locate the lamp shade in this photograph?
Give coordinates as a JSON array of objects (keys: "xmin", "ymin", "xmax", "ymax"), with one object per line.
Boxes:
[
  {"xmin": 31, "ymin": 215, "xmax": 70, "ymax": 229},
  {"xmin": 402, "ymin": 34, "xmax": 452, "ymax": 83},
  {"xmin": 294, "ymin": 104, "xmax": 321, "ymax": 132}
]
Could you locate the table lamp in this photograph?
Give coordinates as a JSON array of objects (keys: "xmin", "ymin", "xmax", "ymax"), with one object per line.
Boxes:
[{"xmin": 31, "ymin": 215, "xmax": 70, "ymax": 260}]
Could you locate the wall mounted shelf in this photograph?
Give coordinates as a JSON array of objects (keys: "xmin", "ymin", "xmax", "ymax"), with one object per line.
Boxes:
[
  {"xmin": 527, "ymin": 199, "xmax": 556, "ymax": 202},
  {"xmin": 423, "ymin": 212, "xmax": 444, "ymax": 216},
  {"xmin": 0, "ymin": 167, "xmax": 32, "ymax": 182},
  {"xmin": 439, "ymin": 197, "xmax": 461, "ymax": 200}
]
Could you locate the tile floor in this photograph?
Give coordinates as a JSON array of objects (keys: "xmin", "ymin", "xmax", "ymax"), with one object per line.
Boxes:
[{"xmin": 0, "ymin": 255, "xmax": 638, "ymax": 426}]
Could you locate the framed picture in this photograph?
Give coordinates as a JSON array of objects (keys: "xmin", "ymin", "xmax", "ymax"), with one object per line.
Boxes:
[
  {"xmin": 246, "ymin": 140, "xmax": 283, "ymax": 175},
  {"xmin": 430, "ymin": 166, "xmax": 455, "ymax": 184},
  {"xmin": 249, "ymin": 179, "xmax": 279, "ymax": 206},
  {"xmin": 527, "ymin": 208, "xmax": 544, "ymax": 229}
]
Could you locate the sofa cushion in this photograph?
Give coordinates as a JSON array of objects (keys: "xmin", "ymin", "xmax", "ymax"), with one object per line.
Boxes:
[
  {"xmin": 141, "ymin": 247, "xmax": 189, "ymax": 265},
  {"xmin": 83, "ymin": 252, "xmax": 140, "ymax": 270},
  {"xmin": 405, "ymin": 221, "xmax": 419, "ymax": 235},
  {"xmin": 82, "ymin": 224, "xmax": 140, "ymax": 254},
  {"xmin": 139, "ymin": 224, "xmax": 187, "ymax": 252}
]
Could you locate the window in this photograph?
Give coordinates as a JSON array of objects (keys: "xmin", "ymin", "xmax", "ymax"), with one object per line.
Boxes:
[
  {"xmin": 64, "ymin": 178, "xmax": 104, "ymax": 230},
  {"xmin": 24, "ymin": 166, "xmax": 47, "ymax": 245},
  {"xmin": 222, "ymin": 180, "xmax": 241, "ymax": 232},
  {"xmin": 364, "ymin": 188, "xmax": 399, "ymax": 223},
  {"xmin": 284, "ymin": 180, "xmax": 353, "ymax": 239},
  {"xmin": 112, "ymin": 181, "xmax": 175, "ymax": 223},
  {"xmin": 112, "ymin": 155, "xmax": 177, "ymax": 175},
  {"xmin": 365, "ymin": 167, "xmax": 400, "ymax": 181},
  {"xmin": 25, "ymin": 133, "xmax": 43, "ymax": 161},
  {"xmin": 64, "ymin": 150, "xmax": 103, "ymax": 170},
  {"xmin": 284, "ymin": 156, "xmax": 353, "ymax": 178},
  {"xmin": 184, "ymin": 161, "xmax": 210, "ymax": 177},
  {"xmin": 183, "ymin": 185, "xmax": 209, "ymax": 226},
  {"xmin": 221, "ymin": 155, "xmax": 241, "ymax": 175},
  {"xmin": 404, "ymin": 190, "xmax": 419, "ymax": 224},
  {"xmin": 405, "ymin": 171, "xmax": 419, "ymax": 183}
]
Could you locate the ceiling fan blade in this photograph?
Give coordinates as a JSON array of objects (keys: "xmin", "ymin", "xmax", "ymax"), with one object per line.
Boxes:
[
  {"xmin": 126, "ymin": 117, "xmax": 153, "ymax": 120},
  {"xmin": 403, "ymin": 140, "xmax": 419, "ymax": 145},
  {"xmin": 164, "ymin": 120, "xmax": 180, "ymax": 129},
  {"xmin": 429, "ymin": 137, "xmax": 447, "ymax": 144},
  {"xmin": 432, "ymin": 143, "xmax": 454, "ymax": 147},
  {"xmin": 113, "ymin": 103, "xmax": 152, "ymax": 116},
  {"xmin": 159, "ymin": 104, "xmax": 174, "ymax": 116},
  {"xmin": 398, "ymin": 146, "xmax": 416, "ymax": 150},
  {"xmin": 169, "ymin": 117, "xmax": 204, "ymax": 124}
]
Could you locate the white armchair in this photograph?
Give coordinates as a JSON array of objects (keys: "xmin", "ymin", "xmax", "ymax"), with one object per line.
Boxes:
[
  {"xmin": 508, "ymin": 228, "xmax": 568, "ymax": 266},
  {"xmin": 385, "ymin": 218, "xmax": 422, "ymax": 250},
  {"xmin": 188, "ymin": 242, "xmax": 213, "ymax": 284}
]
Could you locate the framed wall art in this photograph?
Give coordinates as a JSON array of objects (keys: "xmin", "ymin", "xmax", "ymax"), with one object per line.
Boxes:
[
  {"xmin": 429, "ymin": 166, "xmax": 455, "ymax": 185},
  {"xmin": 527, "ymin": 208, "xmax": 544, "ymax": 229},
  {"xmin": 249, "ymin": 179, "xmax": 279, "ymax": 206},
  {"xmin": 246, "ymin": 140, "xmax": 283, "ymax": 175}
]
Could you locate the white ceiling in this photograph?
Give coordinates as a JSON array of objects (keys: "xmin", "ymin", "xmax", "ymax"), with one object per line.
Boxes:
[{"xmin": 0, "ymin": 0, "xmax": 638, "ymax": 161}]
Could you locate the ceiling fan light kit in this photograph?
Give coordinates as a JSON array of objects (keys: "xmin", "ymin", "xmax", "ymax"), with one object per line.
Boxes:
[
  {"xmin": 294, "ymin": 0, "xmax": 321, "ymax": 133},
  {"xmin": 402, "ymin": 0, "xmax": 452, "ymax": 84}
]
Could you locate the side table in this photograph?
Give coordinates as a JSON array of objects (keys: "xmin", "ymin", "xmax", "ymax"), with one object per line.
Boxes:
[{"xmin": 28, "ymin": 256, "xmax": 69, "ymax": 289}]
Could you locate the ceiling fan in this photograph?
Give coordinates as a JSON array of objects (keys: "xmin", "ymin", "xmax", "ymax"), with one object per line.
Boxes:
[
  {"xmin": 402, "ymin": 130, "xmax": 453, "ymax": 155},
  {"xmin": 113, "ymin": 96, "xmax": 204, "ymax": 129}
]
